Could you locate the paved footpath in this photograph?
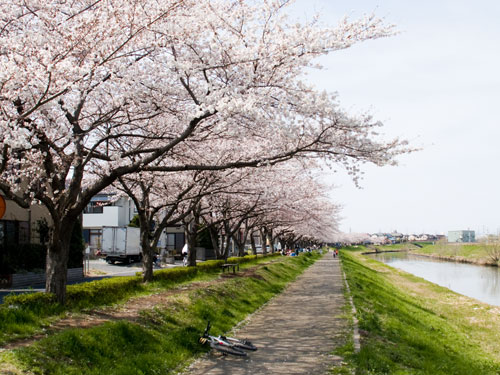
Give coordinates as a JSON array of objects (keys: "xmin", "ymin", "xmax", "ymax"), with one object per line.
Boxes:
[{"xmin": 186, "ymin": 253, "xmax": 347, "ymax": 375}]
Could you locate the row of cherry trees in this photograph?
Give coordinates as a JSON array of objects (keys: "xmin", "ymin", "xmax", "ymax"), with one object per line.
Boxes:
[
  {"xmin": 0, "ymin": 0, "xmax": 409, "ymax": 303},
  {"xmin": 109, "ymin": 161, "xmax": 340, "ymax": 281}
]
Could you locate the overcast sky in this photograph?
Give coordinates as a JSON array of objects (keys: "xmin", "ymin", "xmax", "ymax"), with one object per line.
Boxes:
[{"xmin": 290, "ymin": 0, "xmax": 500, "ymax": 235}]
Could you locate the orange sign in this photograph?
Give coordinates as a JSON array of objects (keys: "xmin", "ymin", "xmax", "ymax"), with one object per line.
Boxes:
[{"xmin": 0, "ymin": 196, "xmax": 5, "ymax": 219}]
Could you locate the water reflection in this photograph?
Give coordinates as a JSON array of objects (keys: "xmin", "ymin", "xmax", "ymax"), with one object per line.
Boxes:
[{"xmin": 369, "ymin": 252, "xmax": 500, "ymax": 306}]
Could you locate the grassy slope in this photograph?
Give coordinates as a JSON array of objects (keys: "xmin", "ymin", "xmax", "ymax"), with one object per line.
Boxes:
[
  {"xmin": 413, "ymin": 242, "xmax": 495, "ymax": 262},
  {"xmin": 1, "ymin": 253, "xmax": 320, "ymax": 375},
  {"xmin": 0, "ymin": 256, "xmax": 272, "ymax": 345},
  {"xmin": 375, "ymin": 242, "xmax": 499, "ymax": 266},
  {"xmin": 341, "ymin": 250, "xmax": 500, "ymax": 375}
]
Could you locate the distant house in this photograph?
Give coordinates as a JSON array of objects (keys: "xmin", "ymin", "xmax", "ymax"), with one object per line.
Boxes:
[
  {"xmin": 390, "ymin": 231, "xmax": 404, "ymax": 243},
  {"xmin": 448, "ymin": 230, "xmax": 475, "ymax": 243},
  {"xmin": 82, "ymin": 193, "xmax": 185, "ymax": 255},
  {"xmin": 82, "ymin": 193, "xmax": 136, "ymax": 252}
]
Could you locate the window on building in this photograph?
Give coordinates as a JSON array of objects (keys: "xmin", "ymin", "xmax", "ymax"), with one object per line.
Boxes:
[
  {"xmin": 90, "ymin": 229, "xmax": 102, "ymax": 251},
  {"xmin": 166, "ymin": 233, "xmax": 175, "ymax": 250},
  {"xmin": 83, "ymin": 229, "xmax": 103, "ymax": 253},
  {"xmin": 0, "ymin": 220, "xmax": 30, "ymax": 245},
  {"xmin": 18, "ymin": 222, "xmax": 30, "ymax": 244},
  {"xmin": 84, "ymin": 201, "xmax": 105, "ymax": 214},
  {"xmin": 4, "ymin": 221, "xmax": 17, "ymax": 244}
]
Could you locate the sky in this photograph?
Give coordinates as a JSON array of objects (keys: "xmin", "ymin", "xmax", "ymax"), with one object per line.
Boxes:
[{"xmin": 289, "ymin": 0, "xmax": 500, "ymax": 236}]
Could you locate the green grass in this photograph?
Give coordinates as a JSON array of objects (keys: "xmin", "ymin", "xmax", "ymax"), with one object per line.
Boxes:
[
  {"xmin": 367, "ymin": 241, "xmax": 500, "ymax": 266},
  {"xmin": 2, "ymin": 253, "xmax": 321, "ymax": 374},
  {"xmin": 329, "ymin": 278, "xmax": 356, "ymax": 375},
  {"xmin": 0, "ymin": 254, "xmax": 280, "ymax": 346},
  {"xmin": 373, "ymin": 243, "xmax": 420, "ymax": 251},
  {"xmin": 340, "ymin": 250, "xmax": 500, "ymax": 375},
  {"xmin": 413, "ymin": 242, "xmax": 498, "ymax": 264}
]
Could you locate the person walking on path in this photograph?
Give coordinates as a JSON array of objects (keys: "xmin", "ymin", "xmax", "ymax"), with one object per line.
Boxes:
[{"xmin": 186, "ymin": 252, "xmax": 347, "ymax": 374}]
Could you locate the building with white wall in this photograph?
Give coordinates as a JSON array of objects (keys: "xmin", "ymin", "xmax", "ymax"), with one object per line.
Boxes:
[
  {"xmin": 448, "ymin": 230, "xmax": 475, "ymax": 243},
  {"xmin": 82, "ymin": 193, "xmax": 185, "ymax": 254}
]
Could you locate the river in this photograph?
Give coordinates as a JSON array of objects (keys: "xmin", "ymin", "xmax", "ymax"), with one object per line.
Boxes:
[{"xmin": 368, "ymin": 252, "xmax": 500, "ymax": 307}]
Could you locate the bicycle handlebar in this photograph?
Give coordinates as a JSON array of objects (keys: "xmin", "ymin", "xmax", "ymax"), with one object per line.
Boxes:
[{"xmin": 203, "ymin": 320, "xmax": 211, "ymax": 337}]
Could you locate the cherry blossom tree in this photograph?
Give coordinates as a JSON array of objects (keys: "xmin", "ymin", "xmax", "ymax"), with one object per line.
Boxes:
[
  {"xmin": 198, "ymin": 162, "xmax": 341, "ymax": 257},
  {"xmin": 0, "ymin": 0, "xmax": 409, "ymax": 303},
  {"xmin": 259, "ymin": 170, "xmax": 340, "ymax": 250},
  {"xmin": 114, "ymin": 168, "xmax": 248, "ymax": 277},
  {"xmin": 0, "ymin": 0, "xmax": 197, "ymax": 302},
  {"xmin": 114, "ymin": 170, "xmax": 204, "ymax": 281}
]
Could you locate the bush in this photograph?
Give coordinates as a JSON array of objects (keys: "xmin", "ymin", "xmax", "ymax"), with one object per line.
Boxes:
[
  {"xmin": 196, "ymin": 260, "xmax": 225, "ymax": 271},
  {"xmin": 3, "ymin": 291, "xmax": 59, "ymax": 314},
  {"xmin": 153, "ymin": 266, "xmax": 199, "ymax": 281},
  {"xmin": 4, "ymin": 276, "xmax": 145, "ymax": 311},
  {"xmin": 2, "ymin": 252, "xmax": 282, "ymax": 312},
  {"xmin": 66, "ymin": 276, "xmax": 144, "ymax": 308}
]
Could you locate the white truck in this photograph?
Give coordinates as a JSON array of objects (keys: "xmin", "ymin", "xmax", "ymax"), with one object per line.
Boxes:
[{"xmin": 101, "ymin": 226, "xmax": 142, "ymax": 264}]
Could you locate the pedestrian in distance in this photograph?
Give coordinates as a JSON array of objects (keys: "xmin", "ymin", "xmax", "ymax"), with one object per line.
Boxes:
[{"xmin": 182, "ymin": 243, "xmax": 188, "ymax": 266}]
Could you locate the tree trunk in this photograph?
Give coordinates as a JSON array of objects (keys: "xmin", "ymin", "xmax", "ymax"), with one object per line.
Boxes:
[
  {"xmin": 140, "ymin": 220, "xmax": 155, "ymax": 282},
  {"xmin": 184, "ymin": 212, "xmax": 201, "ymax": 267},
  {"xmin": 280, "ymin": 239, "xmax": 286, "ymax": 252},
  {"xmin": 266, "ymin": 229, "xmax": 274, "ymax": 253},
  {"xmin": 236, "ymin": 238, "xmax": 246, "ymax": 257},
  {"xmin": 223, "ymin": 234, "xmax": 231, "ymax": 260},
  {"xmin": 209, "ymin": 226, "xmax": 222, "ymax": 259},
  {"xmin": 186, "ymin": 228, "xmax": 197, "ymax": 266},
  {"xmin": 250, "ymin": 233, "xmax": 257, "ymax": 255},
  {"xmin": 260, "ymin": 228, "xmax": 267, "ymax": 255},
  {"xmin": 232, "ymin": 230, "xmax": 247, "ymax": 257},
  {"xmin": 45, "ymin": 218, "xmax": 76, "ymax": 305}
]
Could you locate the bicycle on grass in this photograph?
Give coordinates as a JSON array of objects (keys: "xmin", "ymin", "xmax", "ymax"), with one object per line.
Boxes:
[{"xmin": 199, "ymin": 321, "xmax": 257, "ymax": 356}]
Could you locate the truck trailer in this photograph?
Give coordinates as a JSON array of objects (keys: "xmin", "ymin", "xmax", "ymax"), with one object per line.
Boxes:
[{"xmin": 101, "ymin": 226, "xmax": 142, "ymax": 264}]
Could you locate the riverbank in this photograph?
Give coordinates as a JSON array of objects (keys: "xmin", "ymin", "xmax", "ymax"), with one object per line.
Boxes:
[
  {"xmin": 340, "ymin": 249, "xmax": 500, "ymax": 374},
  {"xmin": 368, "ymin": 242, "xmax": 500, "ymax": 267},
  {"xmin": 409, "ymin": 242, "xmax": 500, "ymax": 267}
]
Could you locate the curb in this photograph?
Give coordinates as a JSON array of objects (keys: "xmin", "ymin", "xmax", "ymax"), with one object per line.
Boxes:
[{"xmin": 340, "ymin": 259, "xmax": 360, "ymax": 353}]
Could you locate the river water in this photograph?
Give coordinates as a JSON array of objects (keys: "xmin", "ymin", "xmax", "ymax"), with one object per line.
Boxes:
[{"xmin": 368, "ymin": 252, "xmax": 500, "ymax": 307}]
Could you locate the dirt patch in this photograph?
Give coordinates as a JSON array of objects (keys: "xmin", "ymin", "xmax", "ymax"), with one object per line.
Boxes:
[
  {"xmin": 1, "ymin": 263, "xmax": 271, "ymax": 351},
  {"xmin": 220, "ymin": 265, "xmax": 267, "ymax": 280}
]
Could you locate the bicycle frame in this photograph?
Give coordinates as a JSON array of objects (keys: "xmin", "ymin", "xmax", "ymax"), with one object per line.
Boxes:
[{"xmin": 199, "ymin": 321, "xmax": 256, "ymax": 356}]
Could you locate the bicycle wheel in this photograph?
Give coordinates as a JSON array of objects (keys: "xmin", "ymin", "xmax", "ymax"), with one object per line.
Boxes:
[
  {"xmin": 232, "ymin": 341, "xmax": 257, "ymax": 351},
  {"xmin": 223, "ymin": 337, "xmax": 257, "ymax": 351},
  {"xmin": 210, "ymin": 342, "xmax": 247, "ymax": 356}
]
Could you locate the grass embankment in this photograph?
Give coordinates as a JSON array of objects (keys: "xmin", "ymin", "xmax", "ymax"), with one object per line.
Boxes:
[
  {"xmin": 0, "ymin": 255, "xmax": 275, "ymax": 346},
  {"xmin": 1, "ymin": 252, "xmax": 321, "ymax": 374},
  {"xmin": 339, "ymin": 249, "xmax": 500, "ymax": 375},
  {"xmin": 372, "ymin": 241, "xmax": 500, "ymax": 266},
  {"xmin": 373, "ymin": 243, "xmax": 420, "ymax": 251},
  {"xmin": 411, "ymin": 242, "xmax": 499, "ymax": 265}
]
